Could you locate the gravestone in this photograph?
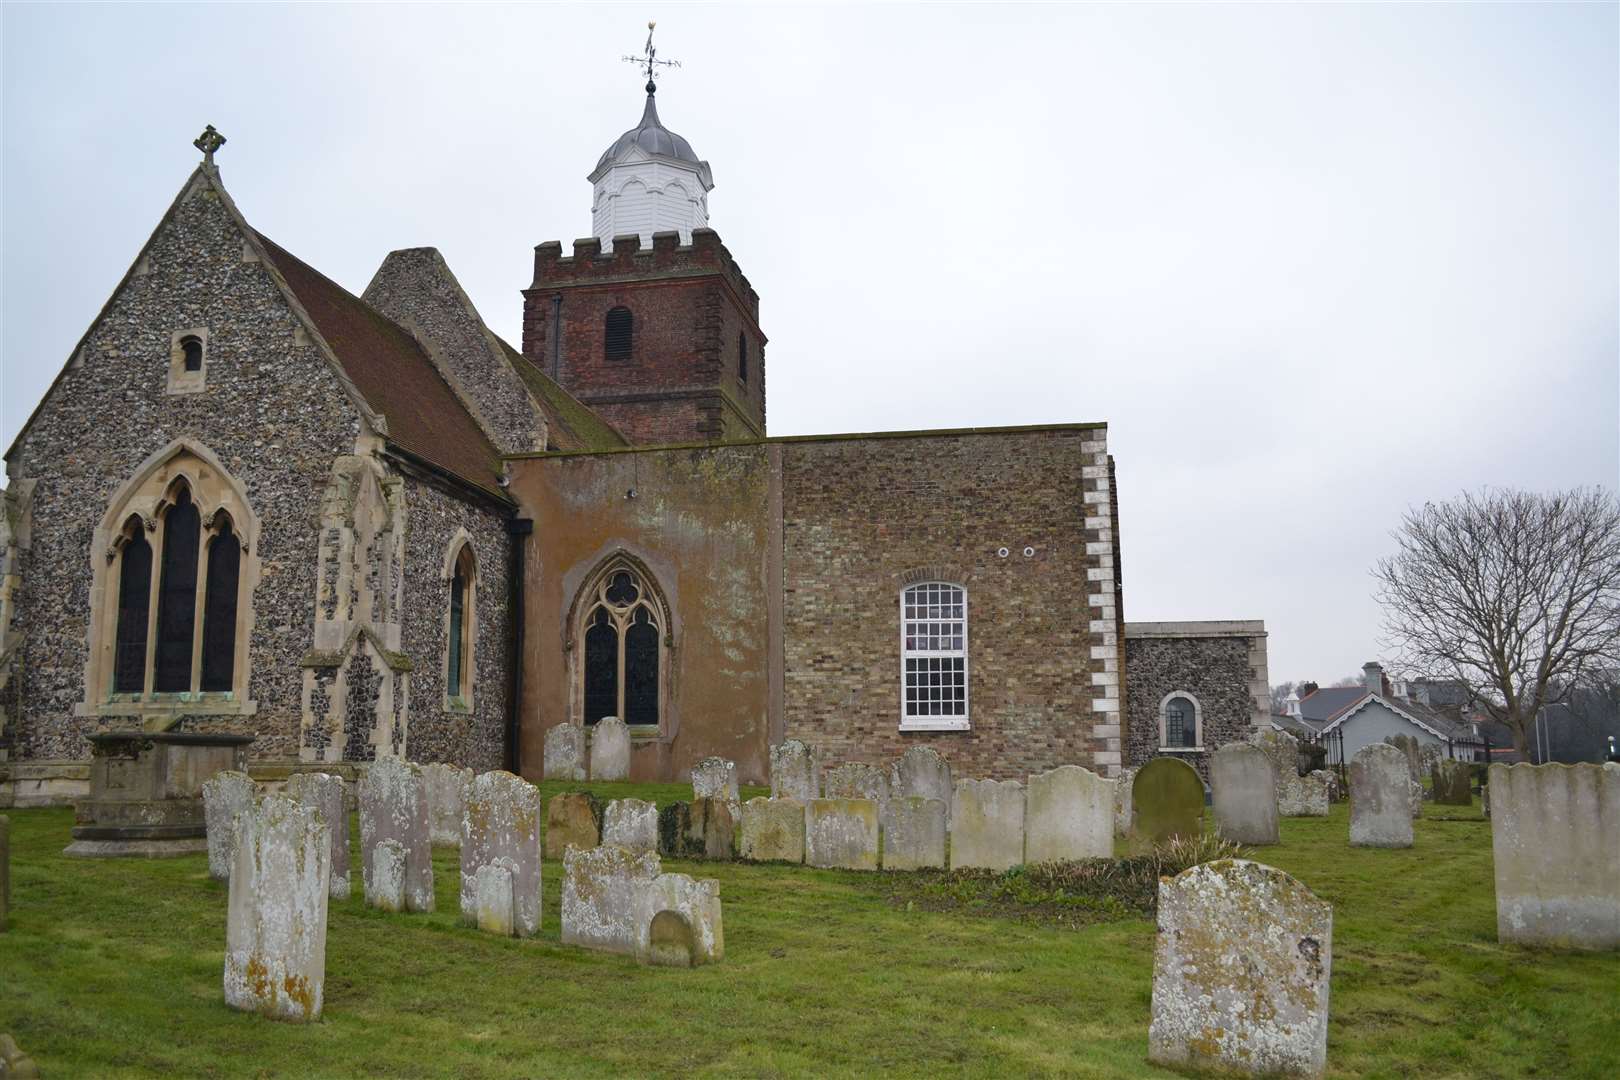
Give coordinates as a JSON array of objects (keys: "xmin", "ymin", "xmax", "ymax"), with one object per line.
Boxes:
[
  {"xmin": 691, "ymin": 757, "xmax": 740, "ymax": 818},
  {"xmin": 590, "ymin": 717, "xmax": 631, "ymax": 781},
  {"xmin": 358, "ymin": 758, "xmax": 434, "ymax": 912},
  {"xmin": 1384, "ymin": 734, "xmax": 1423, "ymax": 785},
  {"xmin": 1432, "ymin": 759, "xmax": 1472, "ymax": 806},
  {"xmin": 1320, "ymin": 769, "xmax": 1344, "ymax": 803},
  {"xmin": 1419, "ymin": 741, "xmax": 1444, "ymax": 777},
  {"xmin": 1349, "ymin": 744, "xmax": 1413, "ymax": 848},
  {"xmin": 739, "ymin": 797, "xmax": 806, "ymax": 863},
  {"xmin": 1149, "ymin": 859, "xmax": 1333, "ymax": 1078},
  {"xmin": 422, "ymin": 762, "xmax": 472, "ymax": 847},
  {"xmin": 1025, "ymin": 765, "xmax": 1113, "ymax": 863},
  {"xmin": 1279, "ymin": 771, "xmax": 1331, "ymax": 818},
  {"xmin": 633, "ymin": 872, "xmax": 725, "ymax": 967},
  {"xmin": 824, "ymin": 762, "xmax": 888, "ymax": 807},
  {"xmin": 805, "ymin": 798, "xmax": 881, "ymax": 870},
  {"xmin": 769, "ymin": 739, "xmax": 821, "ymax": 802},
  {"xmin": 284, "ymin": 772, "xmax": 350, "ymax": 899},
  {"xmin": 1249, "ymin": 727, "xmax": 1301, "ymax": 787},
  {"xmin": 1131, "ymin": 758, "xmax": 1205, "ymax": 846},
  {"xmin": 202, "ymin": 770, "xmax": 256, "ymax": 882},
  {"xmin": 0, "ymin": 815, "xmax": 8, "ymax": 932},
  {"xmin": 880, "ymin": 796, "xmax": 947, "ymax": 871},
  {"xmin": 543, "ymin": 724, "xmax": 587, "ymax": 781},
  {"xmin": 459, "ymin": 771, "xmax": 542, "ymax": 937},
  {"xmin": 224, "ymin": 794, "xmax": 330, "ymax": 1022},
  {"xmin": 474, "ymin": 861, "xmax": 516, "ymax": 937},
  {"xmin": 658, "ymin": 798, "xmax": 736, "ymax": 860},
  {"xmin": 890, "ymin": 747, "xmax": 953, "ymax": 821},
  {"xmin": 950, "ymin": 779, "xmax": 1026, "ymax": 871},
  {"xmin": 560, "ymin": 844, "xmax": 662, "ymax": 956},
  {"xmin": 1409, "ymin": 779, "xmax": 1425, "ymax": 819},
  {"xmin": 1211, "ymin": 744, "xmax": 1280, "ymax": 846},
  {"xmin": 367, "ymin": 839, "xmax": 407, "ymax": 913},
  {"xmin": 544, "ymin": 792, "xmax": 604, "ymax": 860},
  {"xmin": 603, "ymin": 798, "xmax": 660, "ymax": 854},
  {"xmin": 1113, "ymin": 768, "xmax": 1137, "ymax": 838},
  {"xmin": 1490, "ymin": 762, "xmax": 1620, "ymax": 950}
]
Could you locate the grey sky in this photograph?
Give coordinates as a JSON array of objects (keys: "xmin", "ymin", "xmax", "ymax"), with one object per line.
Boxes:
[{"xmin": 3, "ymin": 3, "xmax": 1616, "ymax": 687}]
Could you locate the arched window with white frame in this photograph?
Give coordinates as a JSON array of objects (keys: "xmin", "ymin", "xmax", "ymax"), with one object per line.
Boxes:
[
  {"xmin": 1159, "ymin": 691, "xmax": 1203, "ymax": 750},
  {"xmin": 900, "ymin": 581, "xmax": 969, "ymax": 730}
]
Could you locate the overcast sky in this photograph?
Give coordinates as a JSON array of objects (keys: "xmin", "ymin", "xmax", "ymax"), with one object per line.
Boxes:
[{"xmin": 3, "ymin": 3, "xmax": 1616, "ymax": 687}]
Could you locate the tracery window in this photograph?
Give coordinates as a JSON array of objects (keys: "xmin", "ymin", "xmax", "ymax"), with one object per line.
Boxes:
[
  {"xmin": 604, "ymin": 306, "xmax": 634, "ymax": 362},
  {"xmin": 1160, "ymin": 693, "xmax": 1202, "ymax": 750},
  {"xmin": 901, "ymin": 582, "xmax": 968, "ymax": 729},
  {"xmin": 579, "ymin": 567, "xmax": 663, "ymax": 727}
]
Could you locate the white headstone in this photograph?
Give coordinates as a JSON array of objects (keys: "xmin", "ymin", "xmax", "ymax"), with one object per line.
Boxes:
[
  {"xmin": 1211, "ymin": 744, "xmax": 1280, "ymax": 846},
  {"xmin": 890, "ymin": 747, "xmax": 952, "ymax": 821},
  {"xmin": 284, "ymin": 772, "xmax": 350, "ymax": 899},
  {"xmin": 591, "ymin": 718, "xmax": 631, "ymax": 781},
  {"xmin": 1349, "ymin": 744, "xmax": 1413, "ymax": 849},
  {"xmin": 824, "ymin": 762, "xmax": 888, "ymax": 807},
  {"xmin": 367, "ymin": 839, "xmax": 407, "ymax": 913},
  {"xmin": 879, "ymin": 796, "xmax": 947, "ymax": 871},
  {"xmin": 358, "ymin": 759, "xmax": 435, "ymax": 912},
  {"xmin": 459, "ymin": 771, "xmax": 542, "ymax": 937},
  {"xmin": 473, "ymin": 861, "xmax": 516, "ymax": 937},
  {"xmin": 691, "ymin": 757, "xmax": 740, "ymax": 818},
  {"xmin": 603, "ymin": 797, "xmax": 660, "ymax": 854},
  {"xmin": 770, "ymin": 740, "xmax": 821, "ymax": 802},
  {"xmin": 950, "ymin": 779, "xmax": 1025, "ymax": 871},
  {"xmin": 422, "ymin": 762, "xmax": 473, "ymax": 847},
  {"xmin": 224, "ymin": 794, "xmax": 330, "ymax": 1022},
  {"xmin": 561, "ymin": 844, "xmax": 662, "ymax": 956},
  {"xmin": 1025, "ymin": 765, "xmax": 1113, "ymax": 863},
  {"xmin": 202, "ymin": 770, "xmax": 256, "ymax": 882},
  {"xmin": 543, "ymin": 724, "xmax": 588, "ymax": 781}
]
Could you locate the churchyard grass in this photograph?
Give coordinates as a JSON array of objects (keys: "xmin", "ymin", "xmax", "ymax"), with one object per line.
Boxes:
[{"xmin": 3, "ymin": 782, "xmax": 1617, "ymax": 1078}]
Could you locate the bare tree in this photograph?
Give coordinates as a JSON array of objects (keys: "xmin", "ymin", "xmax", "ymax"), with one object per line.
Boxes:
[{"xmin": 1374, "ymin": 488, "xmax": 1620, "ymax": 756}]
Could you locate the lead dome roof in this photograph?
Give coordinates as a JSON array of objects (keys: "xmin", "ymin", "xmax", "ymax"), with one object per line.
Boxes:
[{"xmin": 592, "ymin": 87, "xmax": 712, "ymax": 187}]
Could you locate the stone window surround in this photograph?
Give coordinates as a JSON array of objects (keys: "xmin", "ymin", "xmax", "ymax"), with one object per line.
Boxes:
[
  {"xmin": 1159, "ymin": 690, "xmax": 1204, "ymax": 752},
  {"xmin": 441, "ymin": 530, "xmax": 478, "ymax": 715},
  {"xmin": 78, "ymin": 439, "xmax": 259, "ymax": 722},
  {"xmin": 898, "ymin": 577, "xmax": 970, "ymax": 733},
  {"xmin": 564, "ymin": 550, "xmax": 674, "ymax": 740},
  {"xmin": 167, "ymin": 326, "xmax": 208, "ymax": 395}
]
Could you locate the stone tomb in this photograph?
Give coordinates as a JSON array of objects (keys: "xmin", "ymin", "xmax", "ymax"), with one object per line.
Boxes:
[
  {"xmin": 805, "ymin": 798, "xmax": 880, "ymax": 871},
  {"xmin": 739, "ymin": 797, "xmax": 806, "ymax": 864},
  {"xmin": 460, "ymin": 771, "xmax": 543, "ymax": 937},
  {"xmin": 658, "ymin": 798, "xmax": 736, "ymax": 860},
  {"xmin": 224, "ymin": 794, "xmax": 330, "ymax": 1022},
  {"xmin": 358, "ymin": 759, "xmax": 435, "ymax": 912},
  {"xmin": 423, "ymin": 762, "xmax": 473, "ymax": 847},
  {"xmin": 1149, "ymin": 859, "xmax": 1333, "ymax": 1078},
  {"xmin": 1130, "ymin": 758, "xmax": 1205, "ymax": 847},
  {"xmin": 1025, "ymin": 765, "xmax": 1112, "ymax": 863},
  {"xmin": 1431, "ymin": 760, "xmax": 1473, "ymax": 806},
  {"xmin": 1490, "ymin": 762, "xmax": 1619, "ymax": 950},
  {"xmin": 890, "ymin": 747, "xmax": 952, "ymax": 821},
  {"xmin": 590, "ymin": 717, "xmax": 631, "ymax": 781},
  {"xmin": 544, "ymin": 792, "xmax": 603, "ymax": 860},
  {"xmin": 284, "ymin": 772, "xmax": 350, "ymax": 899},
  {"xmin": 950, "ymin": 779, "xmax": 1026, "ymax": 871},
  {"xmin": 1349, "ymin": 744, "xmax": 1413, "ymax": 849},
  {"xmin": 880, "ymin": 796, "xmax": 946, "ymax": 871},
  {"xmin": 603, "ymin": 797, "xmax": 660, "ymax": 854},
  {"xmin": 1211, "ymin": 744, "xmax": 1280, "ymax": 846},
  {"xmin": 769, "ymin": 739, "xmax": 821, "ymax": 802},
  {"xmin": 634, "ymin": 872, "xmax": 725, "ymax": 967},
  {"xmin": 543, "ymin": 724, "xmax": 588, "ymax": 781},
  {"xmin": 561, "ymin": 844, "xmax": 662, "ymax": 956},
  {"xmin": 202, "ymin": 770, "xmax": 257, "ymax": 881},
  {"xmin": 824, "ymin": 762, "xmax": 888, "ymax": 807}
]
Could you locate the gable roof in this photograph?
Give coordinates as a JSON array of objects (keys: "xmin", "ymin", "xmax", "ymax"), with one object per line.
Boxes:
[
  {"xmin": 497, "ymin": 340, "xmax": 626, "ymax": 452},
  {"xmin": 1318, "ymin": 692, "xmax": 1470, "ymax": 742},
  {"xmin": 1297, "ymin": 686, "xmax": 1367, "ymax": 724}
]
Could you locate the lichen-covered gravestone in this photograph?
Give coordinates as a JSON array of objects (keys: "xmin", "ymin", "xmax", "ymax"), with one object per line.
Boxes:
[
  {"xmin": 561, "ymin": 844, "xmax": 662, "ymax": 956},
  {"xmin": 1349, "ymin": 744, "xmax": 1413, "ymax": 849},
  {"xmin": 1130, "ymin": 757, "xmax": 1205, "ymax": 847},
  {"xmin": 1409, "ymin": 779, "xmax": 1425, "ymax": 820},
  {"xmin": 691, "ymin": 757, "xmax": 740, "ymax": 817},
  {"xmin": 367, "ymin": 839, "xmax": 407, "ymax": 912},
  {"xmin": 880, "ymin": 796, "xmax": 946, "ymax": 870},
  {"xmin": 1279, "ymin": 771, "xmax": 1331, "ymax": 818},
  {"xmin": 544, "ymin": 792, "xmax": 603, "ymax": 859},
  {"xmin": 603, "ymin": 798, "xmax": 659, "ymax": 854},
  {"xmin": 1431, "ymin": 760, "xmax": 1472, "ymax": 806},
  {"xmin": 1249, "ymin": 727, "xmax": 1301, "ymax": 788},
  {"xmin": 769, "ymin": 739, "xmax": 821, "ymax": 802},
  {"xmin": 633, "ymin": 872, "xmax": 725, "ymax": 967},
  {"xmin": 824, "ymin": 762, "xmax": 888, "ymax": 807},
  {"xmin": 284, "ymin": 772, "xmax": 350, "ymax": 899},
  {"xmin": 202, "ymin": 770, "xmax": 257, "ymax": 882},
  {"xmin": 1113, "ymin": 768, "xmax": 1137, "ymax": 838},
  {"xmin": 950, "ymin": 779, "xmax": 1026, "ymax": 871},
  {"xmin": 658, "ymin": 798, "xmax": 736, "ymax": 860},
  {"xmin": 1211, "ymin": 744, "xmax": 1280, "ymax": 846},
  {"xmin": 474, "ymin": 861, "xmax": 517, "ymax": 937},
  {"xmin": 1149, "ymin": 859, "xmax": 1333, "ymax": 1078},
  {"xmin": 543, "ymin": 724, "xmax": 587, "ymax": 781},
  {"xmin": 1489, "ymin": 762, "xmax": 1620, "ymax": 950},
  {"xmin": 358, "ymin": 758, "xmax": 435, "ymax": 912},
  {"xmin": 805, "ymin": 798, "xmax": 881, "ymax": 870},
  {"xmin": 739, "ymin": 797, "xmax": 806, "ymax": 863},
  {"xmin": 224, "ymin": 794, "xmax": 330, "ymax": 1022},
  {"xmin": 1025, "ymin": 765, "xmax": 1112, "ymax": 863},
  {"xmin": 1384, "ymin": 734, "xmax": 1423, "ymax": 785},
  {"xmin": 590, "ymin": 717, "xmax": 631, "ymax": 781},
  {"xmin": 422, "ymin": 762, "xmax": 472, "ymax": 847},
  {"xmin": 460, "ymin": 771, "xmax": 542, "ymax": 937},
  {"xmin": 890, "ymin": 747, "xmax": 952, "ymax": 821}
]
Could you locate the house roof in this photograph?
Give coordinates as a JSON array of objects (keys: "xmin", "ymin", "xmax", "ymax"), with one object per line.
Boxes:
[{"xmin": 1297, "ymin": 686, "xmax": 1367, "ymax": 724}]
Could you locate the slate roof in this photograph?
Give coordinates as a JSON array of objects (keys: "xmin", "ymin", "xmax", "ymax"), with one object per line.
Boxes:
[
  {"xmin": 1297, "ymin": 686, "xmax": 1367, "ymax": 724},
  {"xmin": 1303, "ymin": 685, "xmax": 1481, "ymax": 743},
  {"xmin": 498, "ymin": 340, "xmax": 626, "ymax": 452}
]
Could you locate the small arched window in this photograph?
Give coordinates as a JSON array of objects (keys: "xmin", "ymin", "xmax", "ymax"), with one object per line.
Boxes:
[
  {"xmin": 579, "ymin": 565, "xmax": 665, "ymax": 727},
  {"xmin": 447, "ymin": 544, "xmax": 476, "ymax": 703},
  {"xmin": 901, "ymin": 581, "xmax": 969, "ymax": 729},
  {"xmin": 1160, "ymin": 693, "xmax": 1202, "ymax": 749},
  {"xmin": 737, "ymin": 332, "xmax": 748, "ymax": 383},
  {"xmin": 181, "ymin": 335, "xmax": 204, "ymax": 372},
  {"xmin": 604, "ymin": 306, "xmax": 634, "ymax": 362}
]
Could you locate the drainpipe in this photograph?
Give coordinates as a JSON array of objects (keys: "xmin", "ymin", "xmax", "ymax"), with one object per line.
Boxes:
[
  {"xmin": 504, "ymin": 518, "xmax": 533, "ymax": 775},
  {"xmin": 550, "ymin": 293, "xmax": 563, "ymax": 381}
]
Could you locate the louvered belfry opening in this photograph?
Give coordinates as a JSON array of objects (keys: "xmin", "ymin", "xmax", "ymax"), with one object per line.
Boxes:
[{"xmin": 604, "ymin": 306, "xmax": 634, "ymax": 361}]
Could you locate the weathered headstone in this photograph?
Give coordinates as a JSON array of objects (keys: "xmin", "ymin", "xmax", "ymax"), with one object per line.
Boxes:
[
  {"xmin": 603, "ymin": 797, "xmax": 660, "ymax": 854},
  {"xmin": 1431, "ymin": 759, "xmax": 1472, "ymax": 806},
  {"xmin": 1489, "ymin": 762, "xmax": 1620, "ymax": 950},
  {"xmin": 739, "ymin": 797, "xmax": 806, "ymax": 863},
  {"xmin": 202, "ymin": 770, "xmax": 256, "ymax": 882},
  {"xmin": 1149, "ymin": 859, "xmax": 1333, "ymax": 1078},
  {"xmin": 1211, "ymin": 744, "xmax": 1280, "ymax": 846},
  {"xmin": 422, "ymin": 762, "xmax": 472, "ymax": 847},
  {"xmin": 460, "ymin": 771, "xmax": 542, "ymax": 937},
  {"xmin": 0, "ymin": 815, "xmax": 9, "ymax": 932},
  {"xmin": 1025, "ymin": 765, "xmax": 1113, "ymax": 863},
  {"xmin": 590, "ymin": 717, "xmax": 631, "ymax": 781},
  {"xmin": 805, "ymin": 798, "xmax": 880, "ymax": 870},
  {"xmin": 950, "ymin": 779, "xmax": 1026, "ymax": 871},
  {"xmin": 824, "ymin": 762, "xmax": 888, "ymax": 807},
  {"xmin": 1279, "ymin": 771, "xmax": 1331, "ymax": 818},
  {"xmin": 769, "ymin": 739, "xmax": 821, "ymax": 802},
  {"xmin": 284, "ymin": 772, "xmax": 350, "ymax": 899},
  {"xmin": 633, "ymin": 872, "xmax": 725, "ymax": 967},
  {"xmin": 1113, "ymin": 767, "xmax": 1137, "ymax": 838},
  {"xmin": 1249, "ymin": 727, "xmax": 1301, "ymax": 787},
  {"xmin": 544, "ymin": 792, "xmax": 603, "ymax": 860},
  {"xmin": 1349, "ymin": 743, "xmax": 1413, "ymax": 849},
  {"xmin": 543, "ymin": 724, "xmax": 588, "ymax": 781},
  {"xmin": 224, "ymin": 794, "xmax": 330, "ymax": 1022},
  {"xmin": 1131, "ymin": 757, "xmax": 1205, "ymax": 846},
  {"xmin": 367, "ymin": 839, "xmax": 407, "ymax": 913},
  {"xmin": 657, "ymin": 798, "xmax": 736, "ymax": 860},
  {"xmin": 692, "ymin": 756, "xmax": 740, "ymax": 818},
  {"xmin": 880, "ymin": 796, "xmax": 946, "ymax": 871},
  {"xmin": 473, "ymin": 860, "xmax": 516, "ymax": 937},
  {"xmin": 890, "ymin": 747, "xmax": 953, "ymax": 821},
  {"xmin": 1409, "ymin": 779, "xmax": 1425, "ymax": 819},
  {"xmin": 358, "ymin": 758, "xmax": 435, "ymax": 912},
  {"xmin": 560, "ymin": 844, "xmax": 662, "ymax": 956},
  {"xmin": 1384, "ymin": 734, "xmax": 1423, "ymax": 785}
]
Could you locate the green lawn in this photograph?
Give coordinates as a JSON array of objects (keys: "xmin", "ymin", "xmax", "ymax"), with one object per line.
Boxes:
[{"xmin": 2, "ymin": 783, "xmax": 1616, "ymax": 1078}]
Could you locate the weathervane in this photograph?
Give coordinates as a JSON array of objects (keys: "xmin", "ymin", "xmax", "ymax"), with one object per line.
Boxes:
[
  {"xmin": 194, "ymin": 124, "xmax": 226, "ymax": 165},
  {"xmin": 623, "ymin": 21, "xmax": 680, "ymax": 93}
]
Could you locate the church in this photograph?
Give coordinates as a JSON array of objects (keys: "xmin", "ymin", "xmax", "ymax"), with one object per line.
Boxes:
[{"xmin": 0, "ymin": 77, "xmax": 1269, "ymax": 803}]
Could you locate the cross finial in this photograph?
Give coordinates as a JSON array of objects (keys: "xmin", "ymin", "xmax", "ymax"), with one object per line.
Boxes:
[
  {"xmin": 622, "ymin": 20, "xmax": 680, "ymax": 94},
  {"xmin": 194, "ymin": 125, "xmax": 226, "ymax": 164}
]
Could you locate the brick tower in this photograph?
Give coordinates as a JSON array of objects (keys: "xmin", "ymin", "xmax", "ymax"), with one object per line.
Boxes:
[{"xmin": 521, "ymin": 81, "xmax": 765, "ymax": 445}]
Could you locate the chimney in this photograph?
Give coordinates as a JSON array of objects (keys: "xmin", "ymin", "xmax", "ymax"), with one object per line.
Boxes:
[{"xmin": 1363, "ymin": 661, "xmax": 1384, "ymax": 697}]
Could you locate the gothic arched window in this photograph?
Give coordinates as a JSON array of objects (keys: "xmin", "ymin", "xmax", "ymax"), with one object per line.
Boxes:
[
  {"xmin": 200, "ymin": 518, "xmax": 241, "ymax": 692},
  {"xmin": 153, "ymin": 487, "xmax": 201, "ymax": 692},
  {"xmin": 446, "ymin": 543, "xmax": 476, "ymax": 703},
  {"xmin": 604, "ymin": 306, "xmax": 634, "ymax": 362},
  {"xmin": 1160, "ymin": 692, "xmax": 1202, "ymax": 750},
  {"xmin": 577, "ymin": 564, "xmax": 666, "ymax": 727},
  {"xmin": 112, "ymin": 517, "xmax": 152, "ymax": 694},
  {"xmin": 901, "ymin": 581, "xmax": 969, "ymax": 729}
]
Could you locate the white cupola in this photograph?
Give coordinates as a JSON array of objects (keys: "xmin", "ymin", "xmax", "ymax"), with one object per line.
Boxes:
[{"xmin": 590, "ymin": 81, "xmax": 714, "ymax": 251}]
